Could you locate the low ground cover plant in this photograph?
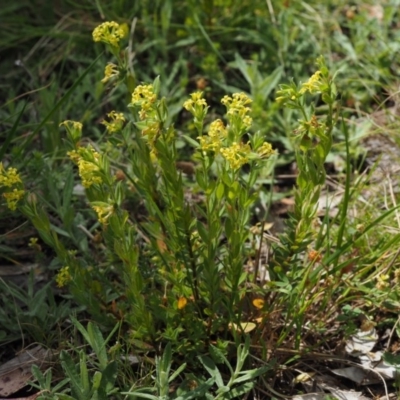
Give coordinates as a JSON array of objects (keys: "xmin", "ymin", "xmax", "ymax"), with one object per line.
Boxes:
[{"xmin": 1, "ymin": 3, "xmax": 400, "ymax": 398}]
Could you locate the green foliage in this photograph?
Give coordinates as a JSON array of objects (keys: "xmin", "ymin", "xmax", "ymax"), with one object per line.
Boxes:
[
  {"xmin": 0, "ymin": 273, "xmax": 72, "ymax": 343},
  {"xmin": 31, "ymin": 319, "xmax": 120, "ymax": 400},
  {"xmin": 124, "ymin": 338, "xmax": 272, "ymax": 400}
]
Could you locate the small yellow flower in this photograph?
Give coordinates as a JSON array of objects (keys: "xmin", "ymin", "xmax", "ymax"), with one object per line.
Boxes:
[
  {"xmin": 67, "ymin": 149, "xmax": 80, "ymax": 162},
  {"xmin": 0, "ymin": 163, "xmax": 24, "ymax": 210},
  {"xmin": 28, "ymin": 237, "xmax": 42, "ymax": 252},
  {"xmin": 208, "ymin": 119, "xmax": 227, "ymax": 139},
  {"xmin": 56, "ymin": 266, "xmax": 72, "ymax": 288},
  {"xmin": 376, "ymin": 274, "xmax": 390, "ymax": 290},
  {"xmin": 68, "ymin": 146, "xmax": 103, "ymax": 188},
  {"xmin": 183, "ymin": 91, "xmax": 207, "ymax": 115},
  {"xmin": 221, "ymin": 93, "xmax": 253, "ymax": 133},
  {"xmin": 130, "ymin": 84, "xmax": 157, "ymax": 120},
  {"xmin": 221, "ymin": 92, "xmax": 252, "ymax": 118},
  {"xmin": 3, "ymin": 189, "xmax": 25, "ymax": 210},
  {"xmin": 0, "ymin": 163, "xmax": 22, "ymax": 187},
  {"xmin": 220, "ymin": 142, "xmax": 251, "ymax": 170},
  {"xmin": 198, "ymin": 119, "xmax": 227, "ymax": 153},
  {"xmin": 60, "ymin": 120, "xmax": 82, "ymax": 132},
  {"xmin": 257, "ymin": 142, "xmax": 275, "ymax": 158},
  {"xmin": 242, "ymin": 115, "xmax": 253, "ymax": 129},
  {"xmin": 102, "ymin": 111, "xmax": 126, "ymax": 133},
  {"xmin": 77, "ymin": 159, "xmax": 102, "ymax": 188},
  {"xmin": 299, "ymin": 70, "xmax": 323, "ymax": 94},
  {"xmin": 92, "ymin": 202, "xmax": 114, "ymax": 225},
  {"xmin": 101, "ymin": 63, "xmax": 119, "ymax": 84},
  {"xmin": 92, "ymin": 21, "xmax": 125, "ymax": 47}
]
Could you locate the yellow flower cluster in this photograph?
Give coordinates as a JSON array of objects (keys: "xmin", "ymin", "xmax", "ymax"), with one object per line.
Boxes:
[
  {"xmin": 130, "ymin": 84, "xmax": 157, "ymax": 120},
  {"xmin": 3, "ymin": 189, "xmax": 25, "ymax": 211},
  {"xmin": 220, "ymin": 142, "xmax": 251, "ymax": 171},
  {"xmin": 376, "ymin": 274, "xmax": 390, "ymax": 290},
  {"xmin": 0, "ymin": 164, "xmax": 22, "ymax": 187},
  {"xmin": 297, "ymin": 115, "xmax": 326, "ymax": 137},
  {"xmin": 101, "ymin": 63, "xmax": 119, "ymax": 84},
  {"xmin": 67, "ymin": 146, "xmax": 102, "ymax": 188},
  {"xmin": 92, "ymin": 202, "xmax": 114, "ymax": 224},
  {"xmin": 257, "ymin": 142, "xmax": 275, "ymax": 158},
  {"xmin": 92, "ymin": 21, "xmax": 125, "ymax": 47},
  {"xmin": 28, "ymin": 237, "xmax": 42, "ymax": 252},
  {"xmin": 56, "ymin": 266, "xmax": 72, "ymax": 288},
  {"xmin": 0, "ymin": 163, "xmax": 24, "ymax": 210},
  {"xmin": 188, "ymin": 91, "xmax": 274, "ymax": 171},
  {"xmin": 275, "ymin": 85, "xmax": 300, "ymax": 104},
  {"xmin": 60, "ymin": 120, "xmax": 82, "ymax": 132},
  {"xmin": 183, "ymin": 91, "xmax": 207, "ymax": 115},
  {"xmin": 299, "ymin": 70, "xmax": 323, "ymax": 94},
  {"xmin": 102, "ymin": 111, "xmax": 126, "ymax": 133},
  {"xmin": 221, "ymin": 92, "xmax": 253, "ymax": 129},
  {"xmin": 198, "ymin": 119, "xmax": 227, "ymax": 153},
  {"xmin": 60, "ymin": 120, "xmax": 83, "ymax": 142}
]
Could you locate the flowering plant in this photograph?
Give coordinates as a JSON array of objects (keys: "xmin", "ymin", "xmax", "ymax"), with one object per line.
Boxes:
[
  {"xmin": 1, "ymin": 21, "xmax": 277, "ymax": 352},
  {"xmin": 2, "ymin": 21, "xmax": 340, "ymax": 355}
]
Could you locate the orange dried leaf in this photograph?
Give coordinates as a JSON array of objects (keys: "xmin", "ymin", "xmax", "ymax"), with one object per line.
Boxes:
[
  {"xmin": 177, "ymin": 297, "xmax": 187, "ymax": 310},
  {"xmin": 252, "ymin": 298, "xmax": 265, "ymax": 309},
  {"xmin": 157, "ymin": 238, "xmax": 167, "ymax": 253}
]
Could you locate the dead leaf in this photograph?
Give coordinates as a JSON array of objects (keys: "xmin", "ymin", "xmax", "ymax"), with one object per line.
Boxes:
[
  {"xmin": 177, "ymin": 297, "xmax": 187, "ymax": 310},
  {"xmin": 0, "ymin": 393, "xmax": 42, "ymax": 400},
  {"xmin": 363, "ymin": 5, "xmax": 384, "ymax": 22},
  {"xmin": 252, "ymin": 298, "xmax": 264, "ymax": 309},
  {"xmin": 345, "ymin": 328, "xmax": 378, "ymax": 355},
  {"xmin": 293, "ymin": 371, "xmax": 316, "ymax": 383},
  {"xmin": 331, "ymin": 366, "xmax": 367, "ymax": 385},
  {"xmin": 0, "ymin": 346, "xmax": 51, "ymax": 397},
  {"xmin": 229, "ymin": 322, "xmax": 256, "ymax": 333},
  {"xmin": 293, "ymin": 394, "xmax": 329, "ymax": 400}
]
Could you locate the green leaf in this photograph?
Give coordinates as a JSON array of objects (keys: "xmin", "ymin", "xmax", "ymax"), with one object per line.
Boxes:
[
  {"xmin": 216, "ymin": 182, "xmax": 225, "ymax": 201},
  {"xmin": 209, "ymin": 344, "xmax": 229, "ymax": 366},
  {"xmin": 257, "ymin": 66, "xmax": 283, "ymax": 101},
  {"xmin": 101, "ymin": 361, "xmax": 118, "ymax": 393},
  {"xmin": 175, "ymin": 378, "xmax": 215, "ymax": 400},
  {"xmin": 383, "ymin": 352, "xmax": 400, "ymax": 367},
  {"xmin": 79, "ymin": 351, "xmax": 90, "ymax": 394},
  {"xmin": 87, "ymin": 322, "xmax": 108, "ymax": 370},
  {"xmin": 60, "ymin": 350, "xmax": 86, "ymax": 400},
  {"xmin": 91, "ymin": 371, "xmax": 102, "ymax": 391},
  {"xmin": 61, "ymin": 167, "xmax": 74, "ymax": 220},
  {"xmin": 232, "ymin": 365, "xmax": 272, "ymax": 384},
  {"xmin": 197, "ymin": 220, "xmax": 209, "ymax": 243},
  {"xmin": 223, "ymin": 382, "xmax": 254, "ymax": 399},
  {"xmin": 70, "ymin": 317, "xmax": 91, "ymax": 348},
  {"xmin": 169, "ymin": 362, "xmax": 187, "ymax": 383},
  {"xmin": 198, "ymin": 356, "xmax": 224, "ymax": 388},
  {"xmin": 57, "ymin": 395, "xmax": 77, "ymax": 400},
  {"xmin": 182, "ymin": 134, "xmax": 200, "ymax": 148},
  {"xmin": 122, "ymin": 391, "xmax": 158, "ymax": 400},
  {"xmin": 153, "ymin": 75, "xmax": 161, "ymax": 95}
]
